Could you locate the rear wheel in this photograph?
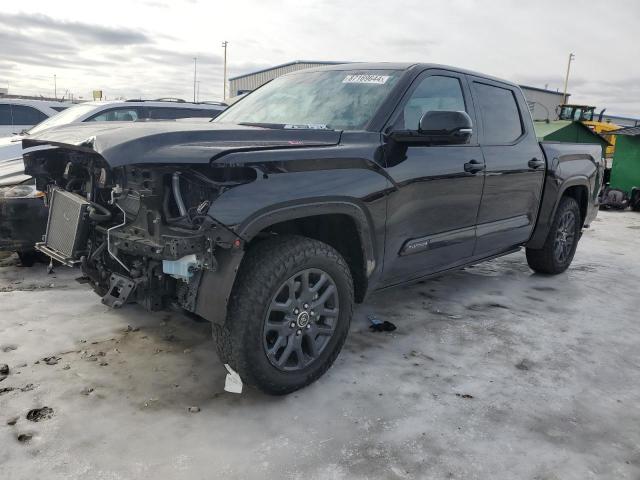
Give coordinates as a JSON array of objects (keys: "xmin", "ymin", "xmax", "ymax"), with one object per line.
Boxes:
[
  {"xmin": 212, "ymin": 235, "xmax": 354, "ymax": 395},
  {"xmin": 526, "ymin": 196, "xmax": 581, "ymax": 274}
]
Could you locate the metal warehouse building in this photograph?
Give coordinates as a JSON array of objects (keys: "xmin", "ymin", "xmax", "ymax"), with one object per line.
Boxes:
[{"xmin": 228, "ymin": 60, "xmax": 567, "ymax": 121}]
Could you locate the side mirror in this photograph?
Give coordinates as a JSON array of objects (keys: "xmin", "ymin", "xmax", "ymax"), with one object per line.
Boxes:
[
  {"xmin": 418, "ymin": 110, "xmax": 472, "ymax": 144},
  {"xmin": 388, "ymin": 110, "xmax": 473, "ymax": 145}
]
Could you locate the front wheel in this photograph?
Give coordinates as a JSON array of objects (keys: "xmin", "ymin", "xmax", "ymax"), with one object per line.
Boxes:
[
  {"xmin": 212, "ymin": 235, "xmax": 354, "ymax": 395},
  {"xmin": 526, "ymin": 196, "xmax": 581, "ymax": 274}
]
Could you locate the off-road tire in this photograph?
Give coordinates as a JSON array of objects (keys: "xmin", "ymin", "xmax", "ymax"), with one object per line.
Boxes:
[
  {"xmin": 526, "ymin": 196, "xmax": 581, "ymax": 274},
  {"xmin": 212, "ymin": 235, "xmax": 354, "ymax": 395}
]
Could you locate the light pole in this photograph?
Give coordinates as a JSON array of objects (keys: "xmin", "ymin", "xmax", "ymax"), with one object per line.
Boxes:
[
  {"xmin": 193, "ymin": 57, "xmax": 198, "ymax": 103},
  {"xmin": 54, "ymin": 74, "xmax": 57, "ymax": 100},
  {"xmin": 562, "ymin": 53, "xmax": 575, "ymax": 106},
  {"xmin": 196, "ymin": 81, "xmax": 201, "ymax": 102},
  {"xmin": 221, "ymin": 41, "xmax": 228, "ymax": 100}
]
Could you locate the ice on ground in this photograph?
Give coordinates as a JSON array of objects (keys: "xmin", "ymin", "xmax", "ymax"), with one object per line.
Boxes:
[{"xmin": 1, "ymin": 210, "xmax": 639, "ymax": 479}]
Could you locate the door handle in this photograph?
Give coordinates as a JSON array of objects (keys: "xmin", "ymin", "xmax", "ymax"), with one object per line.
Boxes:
[
  {"xmin": 528, "ymin": 158, "xmax": 545, "ymax": 170},
  {"xmin": 464, "ymin": 159, "xmax": 485, "ymax": 174}
]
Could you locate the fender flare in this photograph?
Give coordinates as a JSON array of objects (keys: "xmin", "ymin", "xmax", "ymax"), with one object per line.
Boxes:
[
  {"xmin": 238, "ymin": 198, "xmax": 378, "ymax": 277},
  {"xmin": 195, "ymin": 199, "xmax": 379, "ymax": 325},
  {"xmin": 527, "ymin": 175, "xmax": 591, "ymax": 249}
]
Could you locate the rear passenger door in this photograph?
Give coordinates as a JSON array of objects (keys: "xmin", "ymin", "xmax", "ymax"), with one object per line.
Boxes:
[{"xmin": 469, "ymin": 78, "xmax": 545, "ymax": 255}]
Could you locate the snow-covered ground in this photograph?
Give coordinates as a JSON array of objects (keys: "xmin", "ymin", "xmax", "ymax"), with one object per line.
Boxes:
[{"xmin": 1, "ymin": 210, "xmax": 639, "ymax": 479}]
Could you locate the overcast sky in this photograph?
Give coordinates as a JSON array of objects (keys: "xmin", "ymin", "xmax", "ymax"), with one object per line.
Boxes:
[{"xmin": 2, "ymin": 0, "xmax": 639, "ymax": 115}]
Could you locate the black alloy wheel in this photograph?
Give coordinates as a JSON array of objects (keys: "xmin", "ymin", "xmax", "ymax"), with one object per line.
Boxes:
[
  {"xmin": 553, "ymin": 209, "xmax": 577, "ymax": 264},
  {"xmin": 263, "ymin": 268, "xmax": 339, "ymax": 371}
]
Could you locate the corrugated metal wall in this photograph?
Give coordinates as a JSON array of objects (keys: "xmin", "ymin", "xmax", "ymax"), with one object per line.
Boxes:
[{"xmin": 521, "ymin": 88, "xmax": 564, "ymax": 121}]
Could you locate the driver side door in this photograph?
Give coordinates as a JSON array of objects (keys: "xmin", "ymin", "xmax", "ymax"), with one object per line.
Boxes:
[{"xmin": 381, "ymin": 70, "xmax": 485, "ymax": 285}]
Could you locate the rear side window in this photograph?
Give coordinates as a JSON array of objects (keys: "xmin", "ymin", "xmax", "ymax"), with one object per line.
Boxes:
[
  {"xmin": 147, "ymin": 108, "xmax": 220, "ymax": 119},
  {"xmin": 0, "ymin": 104, "xmax": 11, "ymax": 125},
  {"xmin": 11, "ymin": 105, "xmax": 48, "ymax": 125},
  {"xmin": 473, "ymin": 83, "xmax": 523, "ymax": 144}
]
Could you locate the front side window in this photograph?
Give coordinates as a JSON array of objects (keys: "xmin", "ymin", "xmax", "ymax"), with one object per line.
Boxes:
[
  {"xmin": 473, "ymin": 83, "xmax": 523, "ymax": 144},
  {"xmin": 394, "ymin": 75, "xmax": 466, "ymax": 130},
  {"xmin": 89, "ymin": 108, "xmax": 140, "ymax": 122},
  {"xmin": 28, "ymin": 103, "xmax": 98, "ymax": 134},
  {"xmin": 215, "ymin": 69, "xmax": 401, "ymax": 130},
  {"xmin": 11, "ymin": 105, "xmax": 48, "ymax": 125}
]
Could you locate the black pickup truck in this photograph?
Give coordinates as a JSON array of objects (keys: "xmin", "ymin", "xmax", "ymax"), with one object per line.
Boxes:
[{"xmin": 23, "ymin": 63, "xmax": 602, "ymax": 394}]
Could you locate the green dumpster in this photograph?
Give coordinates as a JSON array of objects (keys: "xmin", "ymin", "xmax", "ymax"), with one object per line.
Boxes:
[
  {"xmin": 607, "ymin": 126, "xmax": 640, "ymax": 210},
  {"xmin": 534, "ymin": 120, "xmax": 610, "ymax": 155}
]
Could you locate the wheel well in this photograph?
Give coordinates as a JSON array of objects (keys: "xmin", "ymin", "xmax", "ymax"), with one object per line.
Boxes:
[
  {"xmin": 563, "ymin": 185, "xmax": 588, "ymax": 225},
  {"xmin": 250, "ymin": 214, "xmax": 367, "ymax": 303}
]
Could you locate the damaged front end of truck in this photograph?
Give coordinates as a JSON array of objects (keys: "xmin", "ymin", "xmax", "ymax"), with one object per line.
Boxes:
[{"xmin": 24, "ymin": 145, "xmax": 247, "ymax": 323}]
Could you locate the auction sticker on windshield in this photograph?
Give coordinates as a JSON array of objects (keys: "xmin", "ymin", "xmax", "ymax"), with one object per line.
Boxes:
[{"xmin": 342, "ymin": 74, "xmax": 390, "ymax": 84}]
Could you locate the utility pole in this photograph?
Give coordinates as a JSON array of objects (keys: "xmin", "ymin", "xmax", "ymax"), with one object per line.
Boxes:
[
  {"xmin": 221, "ymin": 41, "xmax": 228, "ymax": 100},
  {"xmin": 193, "ymin": 57, "xmax": 198, "ymax": 103},
  {"xmin": 54, "ymin": 74, "xmax": 57, "ymax": 100},
  {"xmin": 562, "ymin": 53, "xmax": 575, "ymax": 105},
  {"xmin": 196, "ymin": 81, "xmax": 201, "ymax": 102}
]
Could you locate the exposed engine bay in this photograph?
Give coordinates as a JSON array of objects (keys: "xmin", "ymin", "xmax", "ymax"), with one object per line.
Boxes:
[{"xmin": 25, "ymin": 148, "xmax": 249, "ymax": 320}]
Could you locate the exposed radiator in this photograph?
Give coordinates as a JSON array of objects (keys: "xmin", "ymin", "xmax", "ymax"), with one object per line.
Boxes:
[{"xmin": 36, "ymin": 188, "xmax": 90, "ymax": 265}]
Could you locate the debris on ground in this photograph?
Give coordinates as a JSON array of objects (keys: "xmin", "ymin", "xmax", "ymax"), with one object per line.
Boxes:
[
  {"xmin": 2, "ymin": 345, "xmax": 17, "ymax": 352},
  {"xmin": 456, "ymin": 393, "xmax": 474, "ymax": 399},
  {"xmin": 80, "ymin": 387, "xmax": 94, "ymax": 396},
  {"xmin": 224, "ymin": 364, "xmax": 243, "ymax": 394},
  {"xmin": 188, "ymin": 406, "xmax": 201, "ymax": 413},
  {"xmin": 125, "ymin": 325, "xmax": 140, "ymax": 332},
  {"xmin": 17, "ymin": 433, "xmax": 33, "ymax": 443},
  {"xmin": 367, "ymin": 314, "xmax": 397, "ymax": 332},
  {"xmin": 26, "ymin": 406, "xmax": 54, "ymax": 422},
  {"xmin": 7, "ymin": 416, "xmax": 19, "ymax": 426},
  {"xmin": 42, "ymin": 356, "xmax": 60, "ymax": 366},
  {"xmin": 0, "ymin": 364, "xmax": 9, "ymax": 375},
  {"xmin": 20, "ymin": 384, "xmax": 35, "ymax": 392},
  {"xmin": 516, "ymin": 359, "xmax": 532, "ymax": 371},
  {"xmin": 0, "ymin": 387, "xmax": 15, "ymax": 395}
]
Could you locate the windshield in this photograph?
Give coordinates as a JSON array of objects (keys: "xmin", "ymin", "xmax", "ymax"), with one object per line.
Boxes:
[
  {"xmin": 28, "ymin": 103, "xmax": 98, "ymax": 135},
  {"xmin": 215, "ymin": 69, "xmax": 401, "ymax": 130}
]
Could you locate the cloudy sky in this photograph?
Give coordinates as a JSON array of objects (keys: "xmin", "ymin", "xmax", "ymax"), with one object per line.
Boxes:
[{"xmin": 2, "ymin": 0, "xmax": 639, "ymax": 115}]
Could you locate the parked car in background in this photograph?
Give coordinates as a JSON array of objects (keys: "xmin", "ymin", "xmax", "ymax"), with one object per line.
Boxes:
[
  {"xmin": 0, "ymin": 99, "xmax": 227, "ymax": 264},
  {"xmin": 23, "ymin": 63, "xmax": 602, "ymax": 394},
  {"xmin": 0, "ymin": 99, "xmax": 70, "ymax": 136}
]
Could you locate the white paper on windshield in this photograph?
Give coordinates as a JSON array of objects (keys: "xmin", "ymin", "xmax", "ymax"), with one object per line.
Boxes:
[
  {"xmin": 342, "ymin": 74, "xmax": 390, "ymax": 85},
  {"xmin": 284, "ymin": 124, "xmax": 329, "ymax": 130}
]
